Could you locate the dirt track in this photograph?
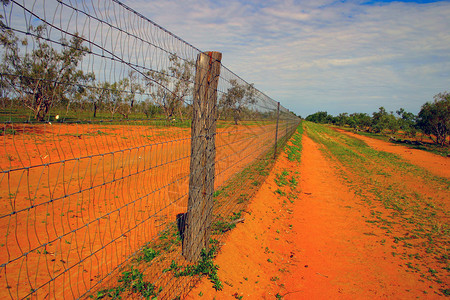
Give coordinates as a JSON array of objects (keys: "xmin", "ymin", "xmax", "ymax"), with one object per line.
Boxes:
[{"xmin": 187, "ymin": 125, "xmax": 449, "ymax": 299}]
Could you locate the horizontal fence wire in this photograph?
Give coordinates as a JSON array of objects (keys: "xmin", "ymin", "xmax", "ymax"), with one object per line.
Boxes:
[{"xmin": 0, "ymin": 0, "xmax": 300, "ymax": 299}]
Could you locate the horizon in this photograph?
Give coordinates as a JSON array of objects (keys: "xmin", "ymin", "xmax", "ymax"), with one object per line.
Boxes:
[{"xmin": 121, "ymin": 0, "xmax": 450, "ymax": 117}]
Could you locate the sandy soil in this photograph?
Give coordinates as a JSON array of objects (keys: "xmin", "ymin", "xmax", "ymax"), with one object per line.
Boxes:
[
  {"xmin": 0, "ymin": 122, "xmax": 280, "ymax": 299},
  {"xmin": 187, "ymin": 128, "xmax": 449, "ymax": 299}
]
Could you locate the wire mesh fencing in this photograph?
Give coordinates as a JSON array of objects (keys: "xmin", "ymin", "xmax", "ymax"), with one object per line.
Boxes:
[{"xmin": 0, "ymin": 0, "xmax": 300, "ymax": 299}]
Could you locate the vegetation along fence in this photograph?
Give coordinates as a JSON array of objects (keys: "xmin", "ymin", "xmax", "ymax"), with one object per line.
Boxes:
[{"xmin": 0, "ymin": 0, "xmax": 299, "ymax": 299}]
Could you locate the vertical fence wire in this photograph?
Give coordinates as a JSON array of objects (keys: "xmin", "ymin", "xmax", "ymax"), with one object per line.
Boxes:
[{"xmin": 0, "ymin": 0, "xmax": 300, "ymax": 299}]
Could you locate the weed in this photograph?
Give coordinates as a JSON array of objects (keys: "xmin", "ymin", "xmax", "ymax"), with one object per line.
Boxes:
[
  {"xmin": 285, "ymin": 125, "xmax": 303, "ymax": 162},
  {"xmin": 428, "ymin": 268, "xmax": 438, "ymax": 275},
  {"xmin": 118, "ymin": 267, "xmax": 159, "ymax": 299},
  {"xmin": 270, "ymin": 276, "xmax": 279, "ymax": 281},
  {"xmin": 213, "ymin": 190, "xmax": 223, "ymax": 198},
  {"xmin": 92, "ymin": 286, "xmax": 124, "ymax": 299},
  {"xmin": 212, "ymin": 220, "xmax": 236, "ymax": 234},
  {"xmin": 233, "ymin": 293, "xmax": 243, "ymax": 300},
  {"xmin": 136, "ymin": 247, "xmax": 159, "ymax": 263},
  {"xmin": 274, "ymin": 189, "xmax": 286, "ymax": 197},
  {"xmin": 230, "ymin": 211, "xmax": 242, "ymax": 221},
  {"xmin": 288, "ymin": 176, "xmax": 298, "ymax": 189},
  {"xmin": 91, "ymin": 266, "xmax": 159, "ymax": 299},
  {"xmin": 164, "ymin": 245, "xmax": 223, "ymax": 290},
  {"xmin": 275, "ymin": 170, "xmax": 289, "ymax": 187}
]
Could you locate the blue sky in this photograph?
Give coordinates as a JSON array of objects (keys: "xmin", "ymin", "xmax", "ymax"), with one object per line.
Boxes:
[{"xmin": 122, "ymin": 0, "xmax": 449, "ymax": 117}]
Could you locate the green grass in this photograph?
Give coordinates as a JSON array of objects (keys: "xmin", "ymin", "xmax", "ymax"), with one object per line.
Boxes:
[
  {"xmin": 285, "ymin": 124, "xmax": 303, "ymax": 162},
  {"xmin": 91, "ymin": 266, "xmax": 160, "ymax": 299},
  {"xmin": 275, "ymin": 170, "xmax": 290, "ymax": 187},
  {"xmin": 163, "ymin": 242, "xmax": 223, "ymax": 291},
  {"xmin": 337, "ymin": 126, "xmax": 450, "ymax": 157}
]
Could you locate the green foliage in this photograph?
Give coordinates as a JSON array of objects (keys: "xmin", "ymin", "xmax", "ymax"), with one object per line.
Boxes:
[
  {"xmin": 230, "ymin": 211, "xmax": 242, "ymax": 221},
  {"xmin": 305, "ymin": 91, "xmax": 450, "ymax": 147},
  {"xmin": 145, "ymin": 54, "xmax": 194, "ymax": 121},
  {"xmin": 164, "ymin": 245, "xmax": 223, "ymax": 291},
  {"xmin": 93, "ymin": 286, "xmax": 124, "ymax": 299},
  {"xmin": 218, "ymin": 79, "xmax": 257, "ymax": 125},
  {"xmin": 92, "ymin": 266, "xmax": 160, "ymax": 300},
  {"xmin": 211, "ymin": 211, "xmax": 242, "ymax": 234},
  {"xmin": 0, "ymin": 24, "xmax": 93, "ymax": 121},
  {"xmin": 136, "ymin": 247, "xmax": 159, "ymax": 263},
  {"xmin": 288, "ymin": 176, "xmax": 298, "ymax": 189},
  {"xmin": 119, "ymin": 267, "xmax": 159, "ymax": 299},
  {"xmin": 274, "ymin": 189, "xmax": 286, "ymax": 196},
  {"xmin": 417, "ymin": 92, "xmax": 450, "ymax": 145},
  {"xmin": 275, "ymin": 170, "xmax": 289, "ymax": 187},
  {"xmin": 212, "ymin": 220, "xmax": 236, "ymax": 234},
  {"xmin": 396, "ymin": 108, "xmax": 417, "ymax": 138},
  {"xmin": 371, "ymin": 107, "xmax": 399, "ymax": 134},
  {"xmin": 286, "ymin": 124, "xmax": 303, "ymax": 162},
  {"xmin": 305, "ymin": 111, "xmax": 332, "ymax": 124},
  {"xmin": 441, "ymin": 289, "xmax": 450, "ymax": 296}
]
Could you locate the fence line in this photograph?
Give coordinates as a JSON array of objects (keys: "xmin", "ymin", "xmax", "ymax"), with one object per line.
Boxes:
[{"xmin": 0, "ymin": 0, "xmax": 299, "ymax": 299}]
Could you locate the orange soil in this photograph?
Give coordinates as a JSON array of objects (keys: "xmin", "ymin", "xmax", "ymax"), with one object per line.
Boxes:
[
  {"xmin": 187, "ymin": 131, "xmax": 449, "ymax": 299},
  {"xmin": 0, "ymin": 122, "xmax": 280, "ymax": 299},
  {"xmin": 335, "ymin": 128, "xmax": 450, "ymax": 179}
]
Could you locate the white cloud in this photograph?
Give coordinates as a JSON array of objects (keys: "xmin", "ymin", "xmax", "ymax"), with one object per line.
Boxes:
[{"xmin": 112, "ymin": 0, "xmax": 450, "ymax": 115}]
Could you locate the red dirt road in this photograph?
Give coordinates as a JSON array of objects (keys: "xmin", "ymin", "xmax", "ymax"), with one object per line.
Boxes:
[{"xmin": 187, "ymin": 129, "xmax": 449, "ymax": 299}]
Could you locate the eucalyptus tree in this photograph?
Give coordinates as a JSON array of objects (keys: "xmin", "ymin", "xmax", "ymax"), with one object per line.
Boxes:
[
  {"xmin": 145, "ymin": 54, "xmax": 194, "ymax": 121},
  {"xmin": 417, "ymin": 92, "xmax": 450, "ymax": 145},
  {"xmin": 0, "ymin": 24, "xmax": 92, "ymax": 121},
  {"xmin": 218, "ymin": 79, "xmax": 256, "ymax": 125}
]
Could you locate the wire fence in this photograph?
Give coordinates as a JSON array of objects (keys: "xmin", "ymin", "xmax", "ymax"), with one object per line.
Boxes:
[{"xmin": 0, "ymin": 0, "xmax": 299, "ymax": 299}]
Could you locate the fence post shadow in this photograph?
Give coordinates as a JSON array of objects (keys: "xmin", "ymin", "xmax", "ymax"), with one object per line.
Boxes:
[{"xmin": 176, "ymin": 212, "xmax": 187, "ymax": 242}]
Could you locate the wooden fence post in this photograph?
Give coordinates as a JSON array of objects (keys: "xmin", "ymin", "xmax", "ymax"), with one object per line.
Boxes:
[
  {"xmin": 182, "ymin": 51, "xmax": 222, "ymax": 262},
  {"xmin": 274, "ymin": 102, "xmax": 280, "ymax": 159}
]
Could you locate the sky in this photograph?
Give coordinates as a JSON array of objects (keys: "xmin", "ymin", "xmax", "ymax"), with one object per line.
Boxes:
[{"xmin": 117, "ymin": 0, "xmax": 450, "ymax": 117}]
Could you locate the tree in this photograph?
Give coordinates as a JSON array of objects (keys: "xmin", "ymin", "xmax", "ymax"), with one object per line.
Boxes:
[
  {"xmin": 371, "ymin": 107, "xmax": 388, "ymax": 133},
  {"xmin": 349, "ymin": 112, "xmax": 371, "ymax": 131},
  {"xmin": 417, "ymin": 92, "xmax": 450, "ymax": 145},
  {"xmin": 334, "ymin": 112, "xmax": 349, "ymax": 126},
  {"xmin": 145, "ymin": 54, "xmax": 194, "ymax": 121},
  {"xmin": 85, "ymin": 81, "xmax": 109, "ymax": 118},
  {"xmin": 305, "ymin": 111, "xmax": 332, "ymax": 124},
  {"xmin": 0, "ymin": 24, "xmax": 92, "ymax": 121},
  {"xmin": 139, "ymin": 99, "xmax": 162, "ymax": 118},
  {"xmin": 218, "ymin": 79, "xmax": 257, "ymax": 125},
  {"xmin": 369, "ymin": 107, "xmax": 399, "ymax": 134},
  {"xmin": 396, "ymin": 108, "xmax": 417, "ymax": 138},
  {"xmin": 102, "ymin": 81, "xmax": 122, "ymax": 119},
  {"xmin": 117, "ymin": 70, "xmax": 144, "ymax": 119}
]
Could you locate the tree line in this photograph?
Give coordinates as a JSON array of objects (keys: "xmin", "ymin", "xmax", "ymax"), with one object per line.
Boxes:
[
  {"xmin": 0, "ymin": 22, "xmax": 268, "ymax": 124},
  {"xmin": 305, "ymin": 92, "xmax": 450, "ymax": 146}
]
